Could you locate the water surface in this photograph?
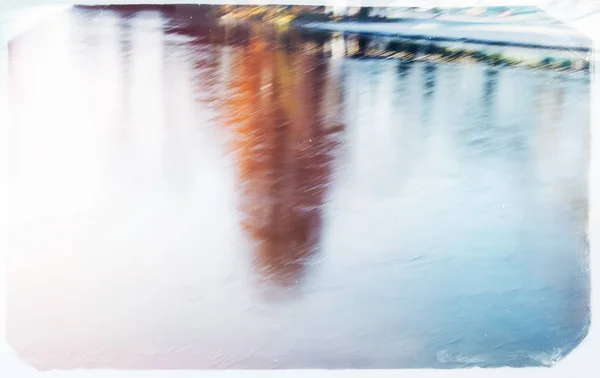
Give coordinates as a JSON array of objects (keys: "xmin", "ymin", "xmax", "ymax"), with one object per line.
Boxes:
[{"xmin": 7, "ymin": 6, "xmax": 590, "ymax": 369}]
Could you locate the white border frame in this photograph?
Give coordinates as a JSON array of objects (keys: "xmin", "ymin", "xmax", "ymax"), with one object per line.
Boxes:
[{"xmin": 1, "ymin": 0, "xmax": 598, "ymax": 376}]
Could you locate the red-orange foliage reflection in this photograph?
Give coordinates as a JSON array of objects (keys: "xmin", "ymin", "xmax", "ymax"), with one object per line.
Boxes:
[{"xmin": 222, "ymin": 29, "xmax": 345, "ymax": 289}]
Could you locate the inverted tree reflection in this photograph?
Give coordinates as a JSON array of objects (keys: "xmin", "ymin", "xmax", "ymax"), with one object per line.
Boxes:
[{"xmin": 222, "ymin": 31, "xmax": 344, "ymax": 291}]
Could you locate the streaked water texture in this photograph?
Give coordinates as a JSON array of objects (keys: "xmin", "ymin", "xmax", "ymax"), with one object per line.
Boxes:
[{"xmin": 7, "ymin": 6, "xmax": 590, "ymax": 369}]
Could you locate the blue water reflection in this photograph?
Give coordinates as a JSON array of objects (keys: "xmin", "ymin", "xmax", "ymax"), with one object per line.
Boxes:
[{"xmin": 7, "ymin": 6, "xmax": 590, "ymax": 369}]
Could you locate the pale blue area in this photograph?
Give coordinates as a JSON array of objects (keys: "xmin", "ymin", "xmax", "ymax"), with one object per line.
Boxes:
[{"xmin": 7, "ymin": 7, "xmax": 591, "ymax": 369}]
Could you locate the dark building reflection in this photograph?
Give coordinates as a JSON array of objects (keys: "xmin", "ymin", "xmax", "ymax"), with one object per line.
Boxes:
[
  {"xmin": 220, "ymin": 32, "xmax": 344, "ymax": 291},
  {"xmin": 397, "ymin": 60, "xmax": 413, "ymax": 79},
  {"xmin": 421, "ymin": 62, "xmax": 438, "ymax": 128},
  {"xmin": 482, "ymin": 68, "xmax": 499, "ymax": 120},
  {"xmin": 357, "ymin": 34, "xmax": 371, "ymax": 57},
  {"xmin": 479, "ymin": 68, "xmax": 500, "ymax": 153}
]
